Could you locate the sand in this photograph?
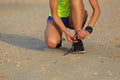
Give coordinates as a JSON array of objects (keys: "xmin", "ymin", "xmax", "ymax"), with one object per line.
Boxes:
[{"xmin": 0, "ymin": 0, "xmax": 120, "ymax": 80}]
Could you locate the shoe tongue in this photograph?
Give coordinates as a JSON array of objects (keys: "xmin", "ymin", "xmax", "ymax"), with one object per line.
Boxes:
[
  {"xmin": 77, "ymin": 39, "xmax": 82, "ymax": 43},
  {"xmin": 75, "ymin": 39, "xmax": 83, "ymax": 45},
  {"xmin": 73, "ymin": 40, "xmax": 84, "ymax": 51}
]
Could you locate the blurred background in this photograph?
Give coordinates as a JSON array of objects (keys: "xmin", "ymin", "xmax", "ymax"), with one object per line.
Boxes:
[
  {"xmin": 0, "ymin": 0, "xmax": 120, "ymax": 80},
  {"xmin": 0, "ymin": 0, "xmax": 48, "ymax": 4}
]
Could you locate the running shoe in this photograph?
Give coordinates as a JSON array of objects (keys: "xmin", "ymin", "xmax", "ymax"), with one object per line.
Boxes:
[{"xmin": 72, "ymin": 39, "xmax": 85, "ymax": 54}]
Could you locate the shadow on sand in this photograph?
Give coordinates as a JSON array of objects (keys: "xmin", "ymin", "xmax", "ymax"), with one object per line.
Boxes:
[{"xmin": 0, "ymin": 33, "xmax": 47, "ymax": 51}]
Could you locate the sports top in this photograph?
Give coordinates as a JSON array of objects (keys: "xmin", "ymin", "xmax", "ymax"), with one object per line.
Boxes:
[{"xmin": 49, "ymin": 0, "xmax": 70, "ymax": 17}]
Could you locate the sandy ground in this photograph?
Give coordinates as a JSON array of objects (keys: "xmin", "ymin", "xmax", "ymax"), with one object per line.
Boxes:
[{"xmin": 0, "ymin": 0, "xmax": 120, "ymax": 80}]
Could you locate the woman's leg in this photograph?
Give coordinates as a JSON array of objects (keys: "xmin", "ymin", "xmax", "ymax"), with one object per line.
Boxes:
[
  {"xmin": 44, "ymin": 20, "xmax": 62, "ymax": 48},
  {"xmin": 69, "ymin": 11, "xmax": 88, "ymax": 29},
  {"xmin": 67, "ymin": 0, "xmax": 88, "ymax": 53},
  {"xmin": 70, "ymin": 0, "xmax": 86, "ymax": 32}
]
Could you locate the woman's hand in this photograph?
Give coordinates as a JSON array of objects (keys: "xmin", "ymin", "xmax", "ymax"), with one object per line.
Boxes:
[
  {"xmin": 65, "ymin": 31, "xmax": 76, "ymax": 43},
  {"xmin": 77, "ymin": 29, "xmax": 90, "ymax": 39}
]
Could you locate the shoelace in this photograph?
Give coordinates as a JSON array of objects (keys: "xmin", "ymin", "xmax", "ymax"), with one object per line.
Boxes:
[{"xmin": 63, "ymin": 33, "xmax": 77, "ymax": 56}]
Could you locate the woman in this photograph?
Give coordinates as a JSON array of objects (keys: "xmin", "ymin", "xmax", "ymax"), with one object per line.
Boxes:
[{"xmin": 44, "ymin": 0, "xmax": 101, "ymax": 53}]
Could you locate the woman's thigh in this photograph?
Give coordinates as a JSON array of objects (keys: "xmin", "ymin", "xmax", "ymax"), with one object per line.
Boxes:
[
  {"xmin": 69, "ymin": 0, "xmax": 87, "ymax": 29},
  {"xmin": 44, "ymin": 21, "xmax": 62, "ymax": 48}
]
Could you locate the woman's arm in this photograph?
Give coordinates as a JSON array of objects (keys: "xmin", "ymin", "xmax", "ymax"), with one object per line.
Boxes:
[
  {"xmin": 88, "ymin": 0, "xmax": 101, "ymax": 27},
  {"xmin": 49, "ymin": 0, "xmax": 75, "ymax": 42},
  {"xmin": 77, "ymin": 0, "xmax": 101, "ymax": 39},
  {"xmin": 50, "ymin": 0, "xmax": 68, "ymax": 34}
]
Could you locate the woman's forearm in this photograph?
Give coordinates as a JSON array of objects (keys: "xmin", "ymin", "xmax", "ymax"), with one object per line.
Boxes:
[
  {"xmin": 88, "ymin": 0, "xmax": 101, "ymax": 27},
  {"xmin": 88, "ymin": 9, "xmax": 101, "ymax": 27},
  {"xmin": 52, "ymin": 14, "xmax": 68, "ymax": 34}
]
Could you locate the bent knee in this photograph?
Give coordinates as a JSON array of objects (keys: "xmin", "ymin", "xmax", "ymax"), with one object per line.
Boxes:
[{"xmin": 46, "ymin": 40, "xmax": 58, "ymax": 48}]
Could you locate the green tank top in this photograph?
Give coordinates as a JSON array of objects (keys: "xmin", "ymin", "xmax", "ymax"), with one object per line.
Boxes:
[{"xmin": 49, "ymin": 0, "xmax": 70, "ymax": 17}]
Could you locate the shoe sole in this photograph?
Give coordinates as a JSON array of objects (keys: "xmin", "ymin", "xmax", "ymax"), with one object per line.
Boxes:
[{"xmin": 72, "ymin": 50, "xmax": 86, "ymax": 54}]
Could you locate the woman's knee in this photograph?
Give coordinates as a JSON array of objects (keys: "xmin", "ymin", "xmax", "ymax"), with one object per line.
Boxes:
[{"xmin": 46, "ymin": 39, "xmax": 58, "ymax": 48}]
